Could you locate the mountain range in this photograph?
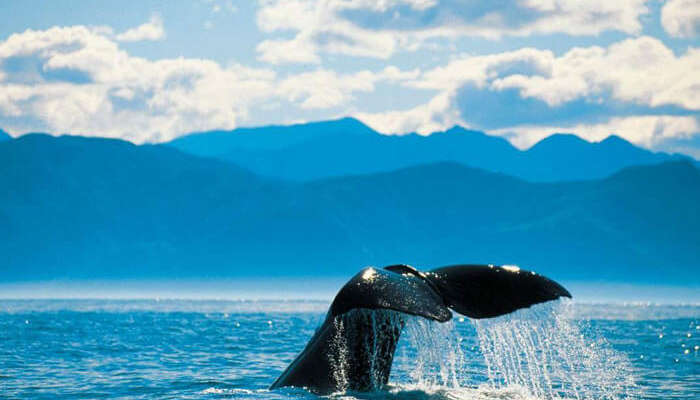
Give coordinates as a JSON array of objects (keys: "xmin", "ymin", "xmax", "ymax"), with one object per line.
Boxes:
[
  {"xmin": 168, "ymin": 117, "xmax": 690, "ymax": 182},
  {"xmin": 1, "ymin": 126, "xmax": 698, "ymax": 285}
]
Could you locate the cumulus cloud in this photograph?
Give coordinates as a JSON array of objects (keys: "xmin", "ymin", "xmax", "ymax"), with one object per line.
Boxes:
[
  {"xmin": 256, "ymin": 0, "xmax": 397, "ymax": 64},
  {"xmin": 0, "ymin": 24, "xmax": 415, "ymax": 142},
  {"xmin": 412, "ymin": 37, "xmax": 700, "ymax": 112},
  {"xmin": 661, "ymin": 0, "xmax": 700, "ymax": 38},
  {"xmin": 355, "ymin": 36, "xmax": 700, "ymax": 149},
  {"xmin": 1, "ymin": 8, "xmax": 698, "ymax": 157},
  {"xmin": 492, "ymin": 115, "xmax": 700, "ymax": 150},
  {"xmin": 0, "ymin": 25, "xmax": 280, "ymax": 141},
  {"xmin": 255, "ymin": 0, "xmax": 649, "ymax": 64},
  {"xmin": 257, "ymin": 36, "xmax": 321, "ymax": 64},
  {"xmin": 355, "ymin": 91, "xmax": 462, "ymax": 135},
  {"xmin": 116, "ymin": 15, "xmax": 165, "ymax": 42},
  {"xmin": 279, "ymin": 66, "xmax": 419, "ymax": 109}
]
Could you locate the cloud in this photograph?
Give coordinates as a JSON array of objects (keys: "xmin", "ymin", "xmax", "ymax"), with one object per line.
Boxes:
[
  {"xmin": 342, "ymin": 0, "xmax": 648, "ymax": 37},
  {"xmin": 354, "ymin": 36, "xmax": 700, "ymax": 152},
  {"xmin": 278, "ymin": 66, "xmax": 419, "ymax": 109},
  {"xmin": 116, "ymin": 15, "xmax": 165, "ymax": 42},
  {"xmin": 255, "ymin": 0, "xmax": 396, "ymax": 64},
  {"xmin": 0, "ymin": 24, "xmax": 416, "ymax": 142},
  {"xmin": 257, "ymin": 36, "xmax": 321, "ymax": 64},
  {"xmin": 255, "ymin": 0, "xmax": 650, "ymax": 64},
  {"xmin": 366, "ymin": 37, "xmax": 699, "ymax": 131},
  {"xmin": 411, "ymin": 37, "xmax": 700, "ymax": 113},
  {"xmin": 1, "ymin": 8, "xmax": 697, "ymax": 157},
  {"xmin": 661, "ymin": 0, "xmax": 700, "ymax": 38},
  {"xmin": 355, "ymin": 91, "xmax": 462, "ymax": 135},
  {"xmin": 491, "ymin": 115, "xmax": 700, "ymax": 150},
  {"xmin": 0, "ymin": 25, "xmax": 274, "ymax": 141}
]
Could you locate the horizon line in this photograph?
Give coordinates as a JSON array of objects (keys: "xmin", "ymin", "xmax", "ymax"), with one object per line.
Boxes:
[{"xmin": 1, "ymin": 115, "xmax": 638, "ymax": 152}]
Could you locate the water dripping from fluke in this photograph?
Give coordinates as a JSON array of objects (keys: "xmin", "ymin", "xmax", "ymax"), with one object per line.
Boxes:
[
  {"xmin": 473, "ymin": 301, "xmax": 639, "ymax": 399},
  {"xmin": 387, "ymin": 300, "xmax": 640, "ymax": 400}
]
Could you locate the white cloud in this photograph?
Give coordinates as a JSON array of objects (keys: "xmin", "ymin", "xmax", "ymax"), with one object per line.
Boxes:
[
  {"xmin": 1, "ymin": 9, "xmax": 698, "ymax": 157},
  {"xmin": 257, "ymin": 36, "xmax": 320, "ymax": 64},
  {"xmin": 492, "ymin": 37, "xmax": 699, "ymax": 110},
  {"xmin": 410, "ymin": 47, "xmax": 555, "ymax": 91},
  {"xmin": 355, "ymin": 91, "xmax": 462, "ymax": 135},
  {"xmin": 491, "ymin": 116, "xmax": 700, "ymax": 150},
  {"xmin": 0, "ymin": 24, "xmax": 416, "ymax": 142},
  {"xmin": 255, "ymin": 0, "xmax": 396, "ymax": 64},
  {"xmin": 661, "ymin": 0, "xmax": 700, "ymax": 38},
  {"xmin": 278, "ymin": 66, "xmax": 419, "ymax": 109},
  {"xmin": 255, "ymin": 0, "xmax": 650, "ymax": 64},
  {"xmin": 0, "ymin": 25, "xmax": 274, "ymax": 141},
  {"xmin": 353, "ymin": 36, "xmax": 700, "ymax": 152},
  {"xmin": 411, "ymin": 36, "xmax": 700, "ymax": 112},
  {"xmin": 116, "ymin": 15, "xmax": 165, "ymax": 42}
]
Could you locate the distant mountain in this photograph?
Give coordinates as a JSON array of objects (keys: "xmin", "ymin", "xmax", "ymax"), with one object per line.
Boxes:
[
  {"xmin": 523, "ymin": 133, "xmax": 676, "ymax": 181},
  {"xmin": 168, "ymin": 118, "xmax": 689, "ymax": 182},
  {"xmin": 0, "ymin": 128, "xmax": 10, "ymax": 141},
  {"xmin": 304, "ymin": 161, "xmax": 700, "ymax": 284},
  {"xmin": 0, "ymin": 134, "xmax": 272, "ymax": 280},
  {"xmin": 2, "ymin": 134, "xmax": 698, "ymax": 284}
]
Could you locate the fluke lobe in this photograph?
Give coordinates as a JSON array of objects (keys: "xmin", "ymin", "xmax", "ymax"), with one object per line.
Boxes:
[{"xmin": 270, "ymin": 264, "xmax": 571, "ymax": 393}]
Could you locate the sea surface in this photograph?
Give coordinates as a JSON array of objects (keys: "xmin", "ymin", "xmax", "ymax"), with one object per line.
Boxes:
[{"xmin": 0, "ymin": 299, "xmax": 697, "ymax": 400}]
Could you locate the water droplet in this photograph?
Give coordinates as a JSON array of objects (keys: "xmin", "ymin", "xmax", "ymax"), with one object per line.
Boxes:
[{"xmin": 473, "ymin": 302, "xmax": 634, "ymax": 399}]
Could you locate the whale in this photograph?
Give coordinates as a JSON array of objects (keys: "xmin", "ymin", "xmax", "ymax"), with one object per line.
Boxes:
[{"xmin": 270, "ymin": 264, "xmax": 571, "ymax": 393}]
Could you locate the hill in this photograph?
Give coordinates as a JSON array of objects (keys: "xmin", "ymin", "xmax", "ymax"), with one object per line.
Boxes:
[
  {"xmin": 168, "ymin": 118, "xmax": 687, "ymax": 182},
  {"xmin": 0, "ymin": 134, "xmax": 273, "ymax": 279},
  {"xmin": 1, "ymin": 135, "xmax": 698, "ymax": 284}
]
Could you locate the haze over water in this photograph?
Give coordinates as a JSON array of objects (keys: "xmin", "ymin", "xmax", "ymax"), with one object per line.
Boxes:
[{"xmin": 1, "ymin": 298, "xmax": 697, "ymax": 400}]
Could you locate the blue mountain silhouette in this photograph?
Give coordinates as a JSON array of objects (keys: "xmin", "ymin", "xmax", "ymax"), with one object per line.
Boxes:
[
  {"xmin": 168, "ymin": 118, "xmax": 690, "ymax": 181},
  {"xmin": 1, "ymin": 133, "xmax": 698, "ymax": 284}
]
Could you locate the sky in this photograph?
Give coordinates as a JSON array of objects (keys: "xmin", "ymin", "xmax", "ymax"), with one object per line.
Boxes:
[{"xmin": 0, "ymin": 0, "xmax": 698, "ymax": 156}]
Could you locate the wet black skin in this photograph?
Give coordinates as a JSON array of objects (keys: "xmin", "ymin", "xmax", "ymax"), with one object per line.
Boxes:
[{"xmin": 270, "ymin": 264, "xmax": 571, "ymax": 393}]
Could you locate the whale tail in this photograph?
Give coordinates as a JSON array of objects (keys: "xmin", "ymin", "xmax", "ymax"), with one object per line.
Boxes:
[
  {"xmin": 270, "ymin": 264, "xmax": 571, "ymax": 393},
  {"xmin": 425, "ymin": 264, "xmax": 572, "ymax": 319}
]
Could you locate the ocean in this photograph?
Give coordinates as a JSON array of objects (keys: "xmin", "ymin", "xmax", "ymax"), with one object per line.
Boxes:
[{"xmin": 0, "ymin": 299, "xmax": 697, "ymax": 399}]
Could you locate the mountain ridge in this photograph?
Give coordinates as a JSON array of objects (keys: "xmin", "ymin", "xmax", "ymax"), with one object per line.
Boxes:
[
  {"xmin": 1, "ymin": 134, "xmax": 698, "ymax": 285},
  {"xmin": 167, "ymin": 117, "xmax": 693, "ymax": 182}
]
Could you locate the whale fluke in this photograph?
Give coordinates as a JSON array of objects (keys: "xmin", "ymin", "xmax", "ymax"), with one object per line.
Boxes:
[
  {"xmin": 270, "ymin": 264, "xmax": 571, "ymax": 393},
  {"xmin": 329, "ymin": 266, "xmax": 451, "ymax": 322},
  {"xmin": 425, "ymin": 264, "xmax": 571, "ymax": 319}
]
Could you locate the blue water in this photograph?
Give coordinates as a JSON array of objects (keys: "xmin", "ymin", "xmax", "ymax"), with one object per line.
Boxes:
[{"xmin": 0, "ymin": 300, "xmax": 697, "ymax": 399}]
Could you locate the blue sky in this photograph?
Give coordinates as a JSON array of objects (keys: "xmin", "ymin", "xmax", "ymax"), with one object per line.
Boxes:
[{"xmin": 0, "ymin": 0, "xmax": 698, "ymax": 156}]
